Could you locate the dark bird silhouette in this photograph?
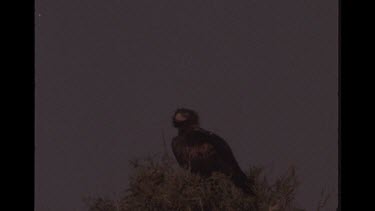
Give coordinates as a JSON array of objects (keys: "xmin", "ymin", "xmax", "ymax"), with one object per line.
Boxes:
[{"xmin": 171, "ymin": 108, "xmax": 255, "ymax": 196}]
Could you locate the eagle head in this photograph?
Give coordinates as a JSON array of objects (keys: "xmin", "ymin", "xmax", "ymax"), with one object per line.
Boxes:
[{"xmin": 172, "ymin": 108, "xmax": 200, "ymax": 128}]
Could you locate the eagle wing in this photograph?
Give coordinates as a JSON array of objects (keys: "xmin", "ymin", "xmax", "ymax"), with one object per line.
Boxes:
[
  {"xmin": 190, "ymin": 129, "xmax": 244, "ymax": 175},
  {"xmin": 172, "ymin": 129, "xmax": 254, "ymax": 194},
  {"xmin": 190, "ymin": 129, "xmax": 253, "ymax": 194}
]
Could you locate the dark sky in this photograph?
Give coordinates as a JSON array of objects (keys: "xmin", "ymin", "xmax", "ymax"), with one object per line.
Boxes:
[{"xmin": 35, "ymin": 0, "xmax": 338, "ymax": 210}]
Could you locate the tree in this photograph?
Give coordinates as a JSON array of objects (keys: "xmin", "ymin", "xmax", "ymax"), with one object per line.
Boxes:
[{"xmin": 84, "ymin": 152, "xmax": 313, "ymax": 211}]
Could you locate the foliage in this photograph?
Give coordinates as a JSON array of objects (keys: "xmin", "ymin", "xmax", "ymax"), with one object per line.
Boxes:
[{"xmin": 84, "ymin": 152, "xmax": 312, "ymax": 211}]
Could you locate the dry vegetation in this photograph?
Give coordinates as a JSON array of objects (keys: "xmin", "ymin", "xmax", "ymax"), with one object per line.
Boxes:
[{"xmin": 84, "ymin": 150, "xmax": 318, "ymax": 211}]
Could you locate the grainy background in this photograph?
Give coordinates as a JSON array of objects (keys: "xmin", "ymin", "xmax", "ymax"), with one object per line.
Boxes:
[{"xmin": 35, "ymin": 0, "xmax": 338, "ymax": 210}]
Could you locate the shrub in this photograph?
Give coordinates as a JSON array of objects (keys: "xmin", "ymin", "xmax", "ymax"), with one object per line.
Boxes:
[{"xmin": 84, "ymin": 152, "xmax": 310, "ymax": 211}]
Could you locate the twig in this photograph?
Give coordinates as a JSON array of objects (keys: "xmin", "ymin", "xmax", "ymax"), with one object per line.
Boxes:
[
  {"xmin": 161, "ymin": 129, "xmax": 167, "ymax": 154},
  {"xmin": 317, "ymin": 188, "xmax": 331, "ymax": 211}
]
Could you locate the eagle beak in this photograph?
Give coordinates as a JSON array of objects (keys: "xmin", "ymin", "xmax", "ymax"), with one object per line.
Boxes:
[{"xmin": 175, "ymin": 113, "xmax": 187, "ymax": 121}]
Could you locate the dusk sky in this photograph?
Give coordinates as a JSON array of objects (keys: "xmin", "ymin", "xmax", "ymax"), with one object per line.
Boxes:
[{"xmin": 35, "ymin": 1, "xmax": 338, "ymax": 210}]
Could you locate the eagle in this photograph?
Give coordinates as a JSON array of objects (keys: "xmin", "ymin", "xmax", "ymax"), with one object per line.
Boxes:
[{"xmin": 171, "ymin": 108, "xmax": 255, "ymax": 195}]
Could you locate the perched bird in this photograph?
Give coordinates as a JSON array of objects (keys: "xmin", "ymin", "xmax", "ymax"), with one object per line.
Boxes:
[{"xmin": 171, "ymin": 108, "xmax": 254, "ymax": 195}]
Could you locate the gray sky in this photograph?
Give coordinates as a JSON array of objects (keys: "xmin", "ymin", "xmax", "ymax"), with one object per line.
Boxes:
[{"xmin": 35, "ymin": 0, "xmax": 338, "ymax": 210}]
